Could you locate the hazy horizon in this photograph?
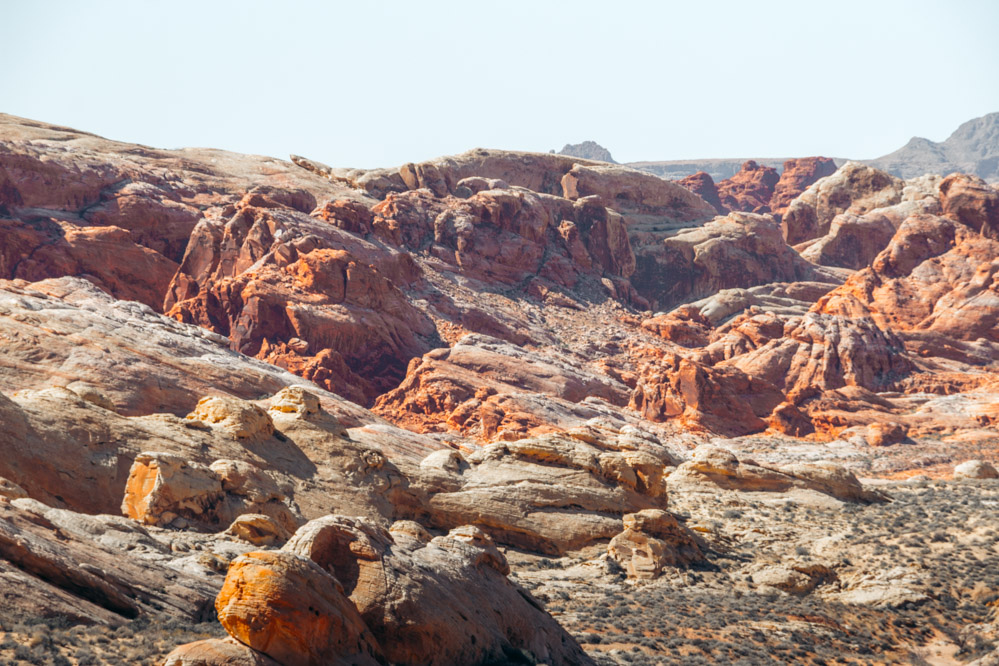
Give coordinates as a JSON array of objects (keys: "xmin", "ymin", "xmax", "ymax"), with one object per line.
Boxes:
[{"xmin": 4, "ymin": 0, "xmax": 999, "ymax": 169}]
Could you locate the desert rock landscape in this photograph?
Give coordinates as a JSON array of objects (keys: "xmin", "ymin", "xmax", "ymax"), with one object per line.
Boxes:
[{"xmin": 0, "ymin": 110, "xmax": 998, "ymax": 665}]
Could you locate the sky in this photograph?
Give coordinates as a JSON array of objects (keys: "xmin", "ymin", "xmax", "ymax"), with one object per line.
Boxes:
[{"xmin": 3, "ymin": 0, "xmax": 999, "ymax": 169}]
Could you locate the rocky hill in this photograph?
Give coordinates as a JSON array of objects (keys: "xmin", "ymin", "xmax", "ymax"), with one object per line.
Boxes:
[
  {"xmin": 869, "ymin": 111, "xmax": 999, "ymax": 181},
  {"xmin": 1, "ymin": 113, "xmax": 999, "ymax": 665},
  {"xmin": 556, "ymin": 140, "xmax": 617, "ymax": 163}
]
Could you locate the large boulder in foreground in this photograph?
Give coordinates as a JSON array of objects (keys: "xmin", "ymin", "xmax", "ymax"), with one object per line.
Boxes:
[
  {"xmin": 215, "ymin": 550, "xmax": 385, "ymax": 666},
  {"xmin": 284, "ymin": 515, "xmax": 594, "ymax": 666}
]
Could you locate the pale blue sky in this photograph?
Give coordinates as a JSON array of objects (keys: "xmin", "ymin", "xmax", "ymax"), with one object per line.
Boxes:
[{"xmin": 3, "ymin": 0, "xmax": 998, "ymax": 168}]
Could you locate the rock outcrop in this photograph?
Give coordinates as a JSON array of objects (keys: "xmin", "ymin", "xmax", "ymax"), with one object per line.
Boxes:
[
  {"xmin": 608, "ymin": 509, "xmax": 705, "ymax": 578},
  {"xmin": 769, "ymin": 157, "xmax": 838, "ymax": 216},
  {"xmin": 781, "ymin": 162, "xmax": 904, "ymax": 244},
  {"xmin": 716, "ymin": 160, "xmax": 780, "ymax": 213},
  {"xmin": 282, "ymin": 516, "xmax": 594, "ymax": 665},
  {"xmin": 415, "ymin": 433, "xmax": 673, "ymax": 554},
  {"xmin": 667, "ymin": 446, "xmax": 886, "ymax": 503},
  {"xmin": 678, "ymin": 171, "xmax": 726, "ymax": 215},
  {"xmin": 630, "ymin": 212, "xmax": 828, "ymax": 310},
  {"xmin": 557, "ymin": 141, "xmax": 617, "ymax": 163}
]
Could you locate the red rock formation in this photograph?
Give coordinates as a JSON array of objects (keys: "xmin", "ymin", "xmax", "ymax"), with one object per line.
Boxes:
[
  {"xmin": 373, "ymin": 335, "xmax": 631, "ymax": 440},
  {"xmin": 629, "ymin": 350, "xmax": 786, "ymax": 437},
  {"xmin": 369, "ymin": 186, "xmax": 635, "ymax": 289},
  {"xmin": 630, "ymin": 212, "xmax": 825, "ymax": 310},
  {"xmin": 678, "ymin": 171, "xmax": 726, "ymax": 215},
  {"xmin": 727, "ymin": 312, "xmax": 913, "ymax": 396},
  {"xmin": 770, "ymin": 157, "xmax": 838, "ymax": 217},
  {"xmin": 716, "ymin": 160, "xmax": 780, "ymax": 213}
]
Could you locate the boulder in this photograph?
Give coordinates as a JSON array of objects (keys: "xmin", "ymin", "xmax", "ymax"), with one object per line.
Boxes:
[
  {"xmin": 954, "ymin": 460, "xmax": 999, "ymax": 480},
  {"xmin": 865, "ymin": 422, "xmax": 908, "ymax": 447},
  {"xmin": 163, "ymin": 638, "xmax": 281, "ymax": 666},
  {"xmin": 188, "ymin": 396, "xmax": 275, "ymax": 441},
  {"xmin": 285, "ymin": 515, "xmax": 594, "ymax": 666},
  {"xmin": 215, "ymin": 550, "xmax": 384, "ymax": 666},
  {"xmin": 121, "ymin": 453, "xmax": 223, "ymax": 527},
  {"xmin": 225, "ymin": 514, "xmax": 292, "ymax": 547},
  {"xmin": 608, "ymin": 509, "xmax": 705, "ymax": 578}
]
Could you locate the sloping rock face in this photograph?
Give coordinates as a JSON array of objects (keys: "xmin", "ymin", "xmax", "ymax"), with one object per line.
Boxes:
[
  {"xmin": 716, "ymin": 160, "xmax": 780, "ymax": 213},
  {"xmin": 373, "ymin": 334, "xmax": 632, "ymax": 441},
  {"xmin": 630, "ymin": 211, "xmax": 829, "ymax": 310},
  {"xmin": 782, "ymin": 162, "xmax": 904, "ymax": 244}
]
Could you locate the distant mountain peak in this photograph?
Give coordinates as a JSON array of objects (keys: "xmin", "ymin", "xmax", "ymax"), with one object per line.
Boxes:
[
  {"xmin": 870, "ymin": 111, "xmax": 999, "ymax": 181},
  {"xmin": 555, "ymin": 141, "xmax": 616, "ymax": 164}
]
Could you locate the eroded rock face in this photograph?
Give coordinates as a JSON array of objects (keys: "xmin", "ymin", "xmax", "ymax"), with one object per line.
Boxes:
[
  {"xmin": 374, "ymin": 334, "xmax": 631, "ymax": 440},
  {"xmin": 608, "ymin": 509, "xmax": 705, "ymax": 578},
  {"xmin": 815, "ymin": 214, "xmax": 999, "ymax": 367},
  {"xmin": 368, "ymin": 184, "xmax": 637, "ymax": 289},
  {"xmin": 727, "ymin": 312, "xmax": 913, "ymax": 397},
  {"xmin": 166, "ymin": 220, "xmax": 436, "ymax": 405},
  {"xmin": 782, "ymin": 162, "xmax": 904, "ymax": 245},
  {"xmin": 629, "ymin": 351, "xmax": 785, "ymax": 437},
  {"xmin": 798, "ymin": 212, "xmax": 898, "ymax": 270},
  {"xmin": 215, "ymin": 550, "xmax": 385, "ymax": 666},
  {"xmin": 716, "ymin": 160, "xmax": 780, "ymax": 213},
  {"xmin": 770, "ymin": 157, "xmax": 838, "ymax": 216},
  {"xmin": 284, "ymin": 515, "xmax": 594, "ymax": 666},
  {"xmin": 631, "ymin": 212, "xmax": 825, "ymax": 310},
  {"xmin": 939, "ymin": 173, "xmax": 999, "ymax": 239}
]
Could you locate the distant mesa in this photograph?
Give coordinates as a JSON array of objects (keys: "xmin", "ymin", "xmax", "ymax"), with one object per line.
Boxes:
[{"xmin": 555, "ymin": 140, "xmax": 616, "ymax": 164}]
